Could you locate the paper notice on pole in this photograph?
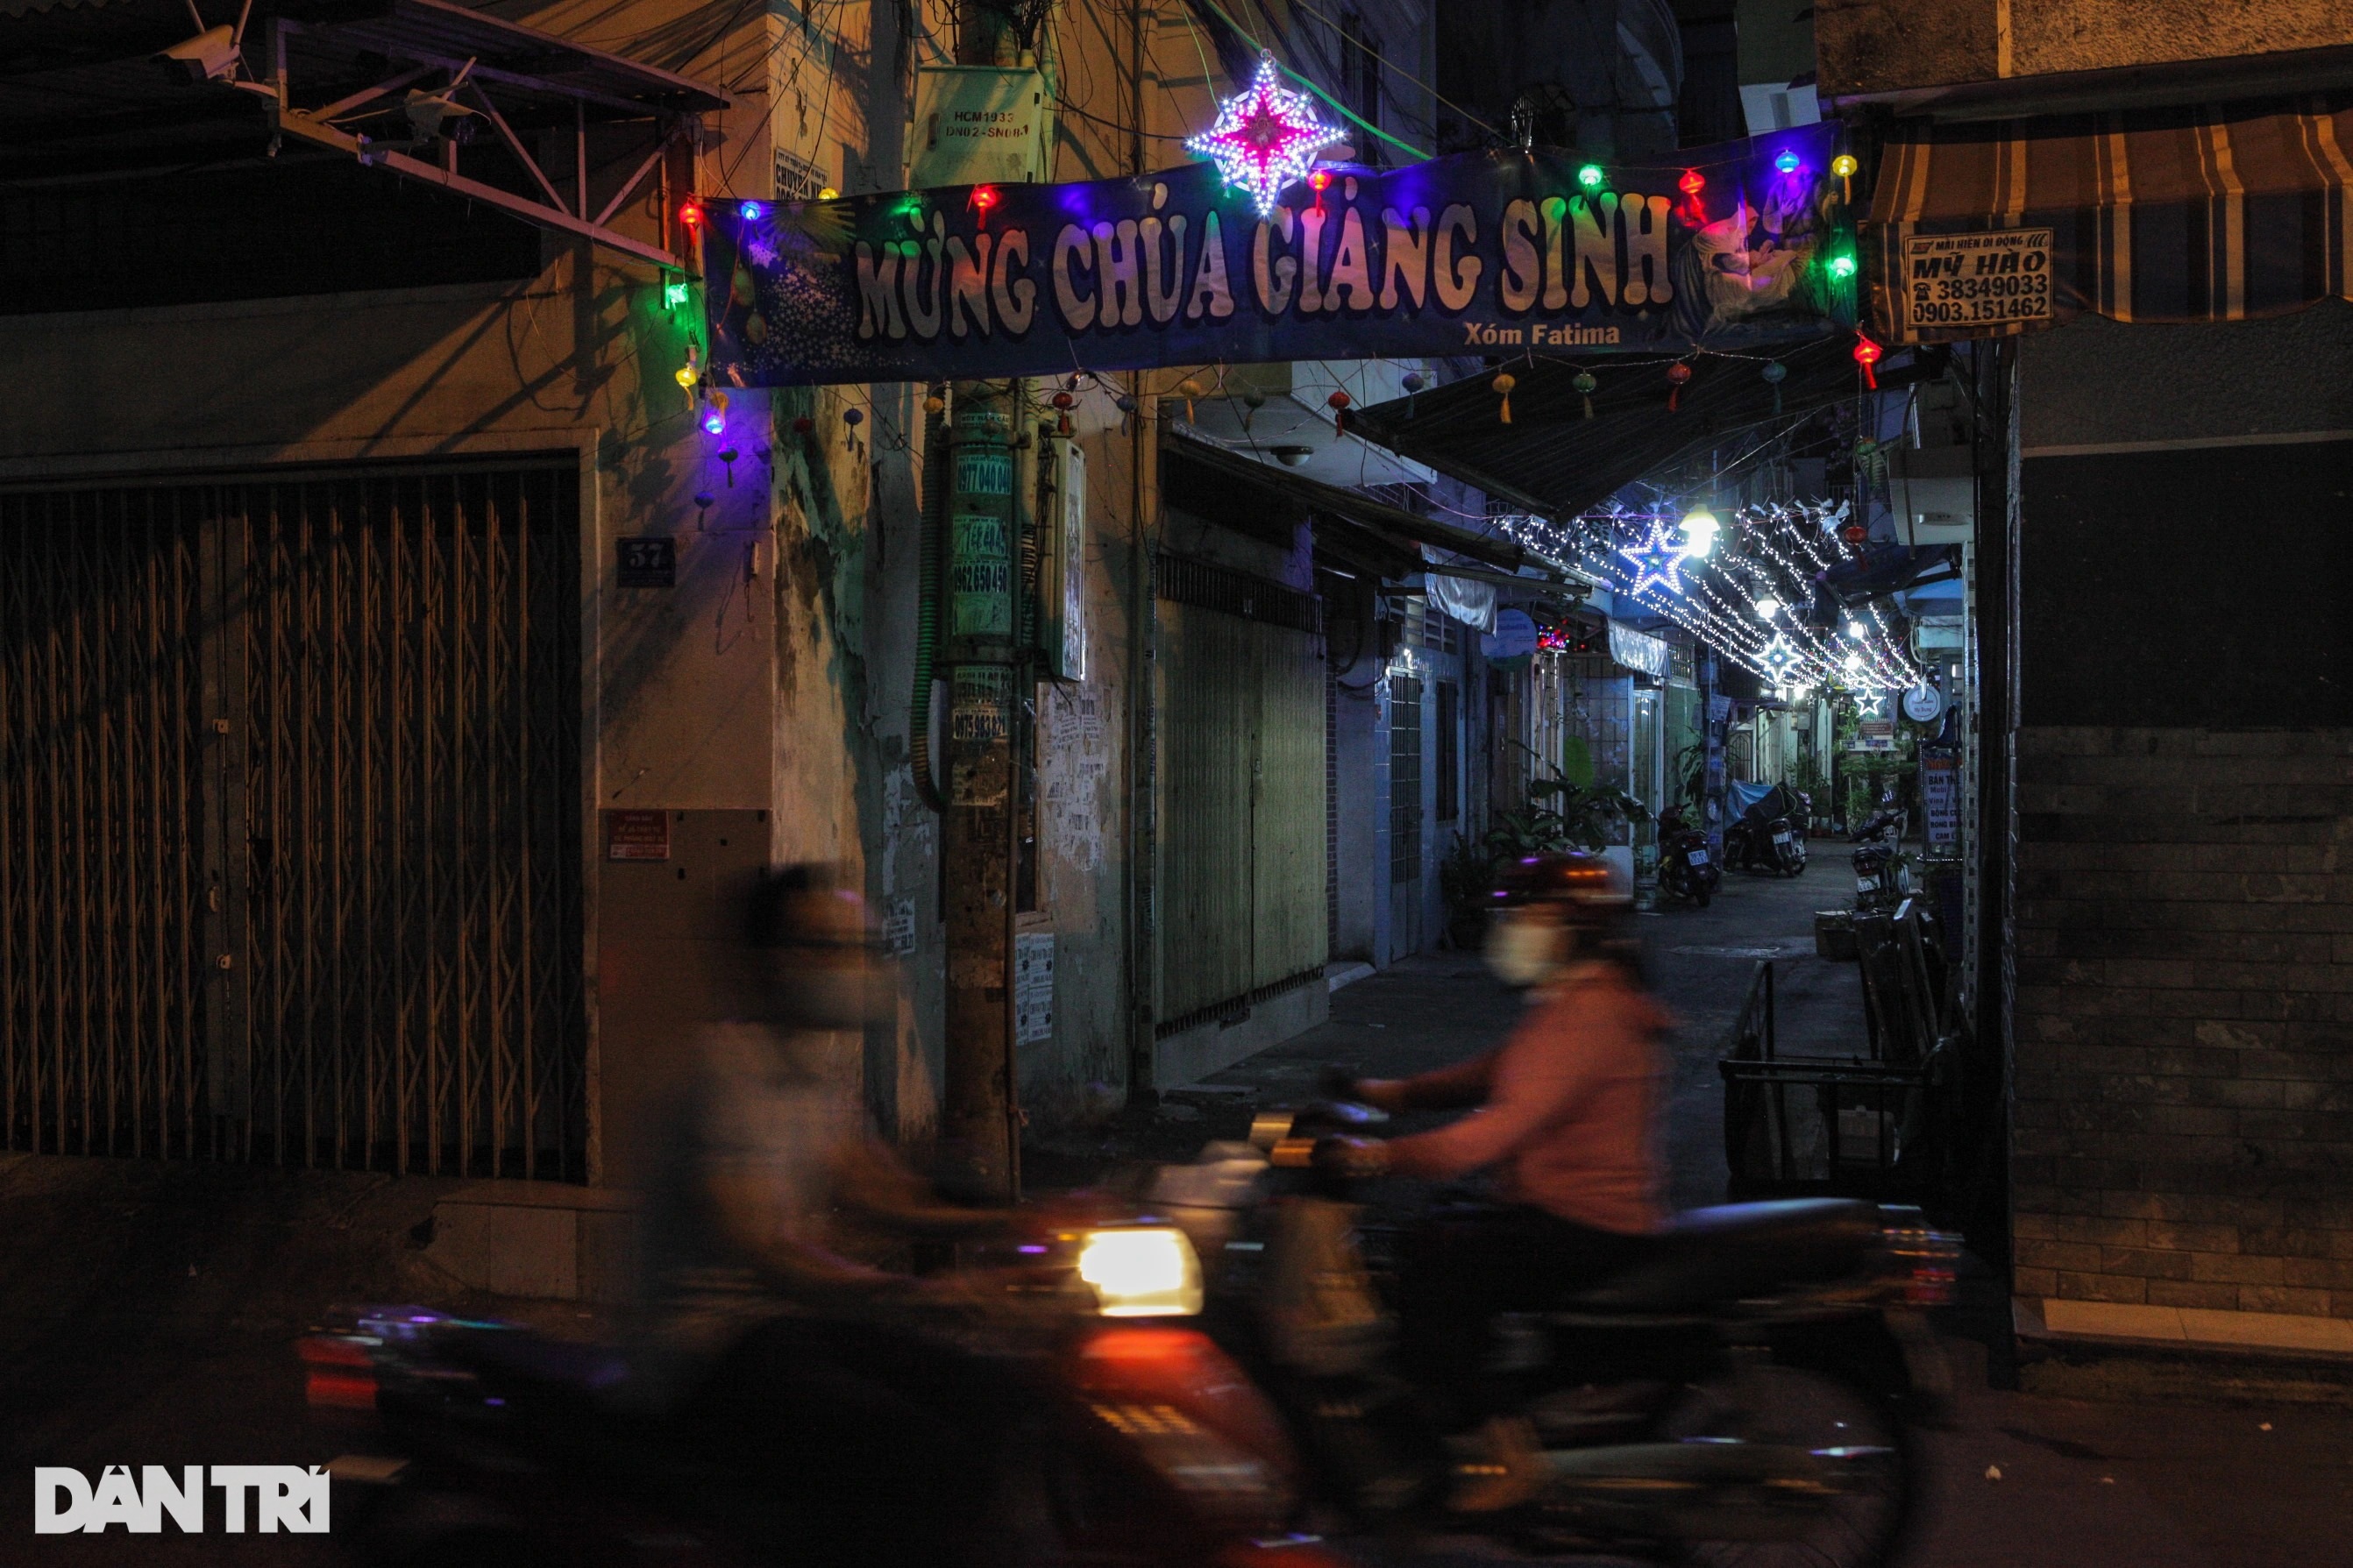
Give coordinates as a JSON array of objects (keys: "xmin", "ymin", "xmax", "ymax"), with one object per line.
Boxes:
[
  {"xmin": 1014, "ymin": 933, "xmax": 1055, "ymax": 1046},
  {"xmin": 1921, "ymin": 748, "xmax": 1961, "ymax": 850}
]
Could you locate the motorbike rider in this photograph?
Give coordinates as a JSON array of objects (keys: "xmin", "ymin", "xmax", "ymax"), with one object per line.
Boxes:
[
  {"xmin": 620, "ymin": 864, "xmax": 1009, "ymax": 1566},
  {"xmin": 1321, "ymin": 851, "xmax": 1672, "ymax": 1511}
]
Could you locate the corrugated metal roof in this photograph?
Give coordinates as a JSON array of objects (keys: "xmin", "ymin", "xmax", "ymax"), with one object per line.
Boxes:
[
  {"xmin": 1340, "ymin": 337, "xmax": 1946, "ymax": 520},
  {"xmin": 1163, "ymin": 432, "xmax": 1577, "ymax": 585}
]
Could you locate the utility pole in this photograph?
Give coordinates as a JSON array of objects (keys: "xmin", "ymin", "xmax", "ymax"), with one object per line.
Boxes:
[{"xmin": 940, "ymin": 381, "xmax": 1021, "ymax": 1199}]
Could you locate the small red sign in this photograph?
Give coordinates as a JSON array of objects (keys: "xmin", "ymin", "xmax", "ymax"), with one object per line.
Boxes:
[{"xmin": 606, "ymin": 810, "xmax": 671, "ymax": 862}]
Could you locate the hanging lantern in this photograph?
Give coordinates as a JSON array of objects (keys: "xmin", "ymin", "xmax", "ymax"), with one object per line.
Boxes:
[
  {"xmin": 1241, "ymin": 386, "xmax": 1266, "ymax": 430},
  {"xmin": 1677, "ymin": 168, "xmax": 1704, "ymax": 197},
  {"xmin": 1761, "ymin": 358, "xmax": 1788, "ymax": 415},
  {"xmin": 923, "ymin": 392, "xmax": 947, "ymax": 416},
  {"xmin": 1831, "ymin": 152, "xmax": 1859, "ymax": 202},
  {"xmin": 1573, "ymin": 368, "xmax": 1597, "ymax": 420},
  {"xmin": 1852, "ymin": 333, "xmax": 1883, "ymax": 389},
  {"xmin": 1050, "ymin": 390, "xmax": 1076, "ymax": 410},
  {"xmin": 1490, "ymin": 371, "xmax": 1517, "ymax": 425},
  {"xmin": 1048, "ymin": 393, "xmax": 1075, "ymax": 436},
  {"xmin": 1176, "ymin": 377, "xmax": 1208, "ymax": 422},
  {"xmin": 1184, "ymin": 52, "xmax": 1345, "ymax": 217},
  {"xmin": 842, "ymin": 407, "xmax": 864, "ymax": 427},
  {"xmin": 1326, "ymin": 387, "xmax": 1351, "ymax": 432},
  {"xmin": 969, "ymin": 184, "xmax": 1001, "ymax": 226},
  {"xmin": 1666, "ymin": 360, "xmax": 1693, "ymax": 412}
]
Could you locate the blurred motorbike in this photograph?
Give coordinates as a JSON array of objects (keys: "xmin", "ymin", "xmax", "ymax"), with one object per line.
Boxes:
[
  {"xmin": 1144, "ymin": 1103, "xmax": 1958, "ymax": 1567},
  {"xmin": 1656, "ymin": 805, "xmax": 1721, "ymax": 908},
  {"xmin": 300, "ymin": 1207, "xmax": 1341, "ymax": 1568}
]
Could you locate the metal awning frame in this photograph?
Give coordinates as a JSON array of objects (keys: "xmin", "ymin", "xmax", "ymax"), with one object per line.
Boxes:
[{"xmin": 252, "ymin": 11, "xmax": 715, "ymax": 273}]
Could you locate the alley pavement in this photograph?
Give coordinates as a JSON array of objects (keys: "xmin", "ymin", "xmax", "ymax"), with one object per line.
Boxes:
[{"xmin": 4, "ymin": 859, "xmax": 2351, "ymax": 1565}]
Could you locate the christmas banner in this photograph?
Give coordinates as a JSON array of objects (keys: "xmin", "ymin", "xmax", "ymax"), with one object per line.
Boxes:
[{"xmin": 702, "ymin": 122, "xmax": 1853, "ymax": 387}]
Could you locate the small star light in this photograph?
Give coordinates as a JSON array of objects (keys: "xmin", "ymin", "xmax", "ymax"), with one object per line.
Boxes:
[
  {"xmin": 1759, "ymin": 635, "xmax": 1802, "ymax": 685},
  {"xmin": 1619, "ymin": 518, "xmax": 1692, "ymax": 597},
  {"xmin": 1188, "ymin": 53, "xmax": 1345, "ymax": 217}
]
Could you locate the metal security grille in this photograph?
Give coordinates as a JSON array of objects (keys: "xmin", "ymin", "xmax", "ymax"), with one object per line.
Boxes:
[
  {"xmin": 1154, "ymin": 556, "xmax": 1328, "ymax": 1041},
  {"xmin": 0, "ymin": 465, "xmax": 586, "ymax": 1177},
  {"xmin": 1389, "ymin": 675, "xmax": 1423, "ymax": 883}
]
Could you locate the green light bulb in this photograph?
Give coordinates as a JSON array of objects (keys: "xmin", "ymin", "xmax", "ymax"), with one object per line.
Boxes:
[
  {"xmin": 664, "ymin": 280, "xmax": 689, "ymax": 309},
  {"xmin": 1828, "ymin": 252, "xmax": 1858, "ymax": 280},
  {"xmin": 1576, "ymin": 164, "xmax": 1605, "ymax": 191}
]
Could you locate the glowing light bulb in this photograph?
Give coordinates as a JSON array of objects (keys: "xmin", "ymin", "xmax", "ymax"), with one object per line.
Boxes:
[
  {"xmin": 674, "ymin": 366, "xmax": 696, "ymax": 387},
  {"xmin": 1679, "ymin": 507, "xmax": 1719, "ymax": 557},
  {"xmin": 1678, "ymin": 167, "xmax": 1704, "ymax": 196},
  {"xmin": 678, "ymin": 199, "xmax": 704, "ymax": 227},
  {"xmin": 1755, "ymin": 597, "xmax": 1781, "ymax": 618},
  {"xmin": 663, "ymin": 280, "xmax": 688, "ymax": 309},
  {"xmin": 701, "ymin": 408, "xmax": 725, "ymax": 436},
  {"xmin": 739, "ymin": 201, "xmax": 764, "ymax": 221},
  {"xmin": 1828, "ymin": 251, "xmax": 1858, "ymax": 280},
  {"xmin": 1576, "ymin": 164, "xmax": 1605, "ymax": 191},
  {"xmin": 970, "ymin": 183, "xmax": 1000, "ymax": 214},
  {"xmin": 1847, "ymin": 620, "xmax": 1866, "ymax": 638},
  {"xmin": 1831, "ymin": 153, "xmax": 1859, "ymax": 179},
  {"xmin": 817, "ymin": 186, "xmax": 838, "ymax": 201},
  {"xmin": 1774, "ymin": 150, "xmax": 1802, "ymax": 175}
]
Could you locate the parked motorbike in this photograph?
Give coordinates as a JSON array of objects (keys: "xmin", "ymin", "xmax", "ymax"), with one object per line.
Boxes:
[
  {"xmin": 1657, "ymin": 805, "xmax": 1722, "ymax": 907},
  {"xmin": 299, "ymin": 1208, "xmax": 1341, "ymax": 1568},
  {"xmin": 1147, "ymin": 1107, "xmax": 1958, "ymax": 1568},
  {"xmin": 1724, "ymin": 786, "xmax": 1808, "ymax": 878},
  {"xmin": 1850, "ymin": 801, "xmax": 1911, "ymax": 913}
]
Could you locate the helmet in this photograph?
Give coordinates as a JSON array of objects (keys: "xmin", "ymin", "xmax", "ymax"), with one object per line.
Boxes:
[
  {"xmin": 1486, "ymin": 851, "xmax": 1643, "ymax": 988},
  {"xmin": 1489, "ymin": 851, "xmax": 1631, "ymax": 919}
]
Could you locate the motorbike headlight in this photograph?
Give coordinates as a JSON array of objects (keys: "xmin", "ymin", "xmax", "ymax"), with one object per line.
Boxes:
[{"xmin": 1077, "ymin": 1227, "xmax": 1203, "ymax": 1317}]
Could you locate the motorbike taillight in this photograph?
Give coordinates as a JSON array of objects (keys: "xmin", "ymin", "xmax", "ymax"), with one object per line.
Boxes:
[
  {"xmin": 1878, "ymin": 1218, "xmax": 1963, "ymax": 1309},
  {"xmin": 299, "ymin": 1335, "xmax": 380, "ymax": 1411}
]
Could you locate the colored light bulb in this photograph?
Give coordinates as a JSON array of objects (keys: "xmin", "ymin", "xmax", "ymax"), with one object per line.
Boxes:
[
  {"xmin": 1577, "ymin": 164, "xmax": 1604, "ymax": 191},
  {"xmin": 739, "ymin": 201, "xmax": 764, "ymax": 221},
  {"xmin": 679, "ymin": 199, "xmax": 704, "ymax": 227},
  {"xmin": 1774, "ymin": 150, "xmax": 1801, "ymax": 174},
  {"xmin": 674, "ymin": 366, "xmax": 696, "ymax": 387},
  {"xmin": 1828, "ymin": 252, "xmax": 1858, "ymax": 280},
  {"xmin": 1832, "ymin": 153, "xmax": 1859, "ymax": 179},
  {"xmin": 663, "ymin": 280, "xmax": 688, "ymax": 309},
  {"xmin": 817, "ymin": 186, "xmax": 838, "ymax": 201},
  {"xmin": 702, "ymin": 408, "xmax": 725, "ymax": 435},
  {"xmin": 1678, "ymin": 167, "xmax": 1704, "ymax": 196},
  {"xmin": 970, "ymin": 184, "xmax": 999, "ymax": 212}
]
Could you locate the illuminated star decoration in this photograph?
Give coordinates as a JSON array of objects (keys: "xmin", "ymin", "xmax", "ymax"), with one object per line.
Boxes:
[
  {"xmin": 1759, "ymin": 635, "xmax": 1802, "ymax": 685},
  {"xmin": 1186, "ymin": 52, "xmax": 1345, "ymax": 218},
  {"xmin": 1618, "ymin": 517, "xmax": 1694, "ymax": 596}
]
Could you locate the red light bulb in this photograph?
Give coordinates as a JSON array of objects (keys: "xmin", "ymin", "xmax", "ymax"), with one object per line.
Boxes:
[
  {"xmin": 1310, "ymin": 169, "xmax": 1332, "ymax": 192},
  {"xmin": 679, "ymin": 198, "xmax": 704, "ymax": 228},
  {"xmin": 1678, "ymin": 168, "xmax": 1704, "ymax": 196}
]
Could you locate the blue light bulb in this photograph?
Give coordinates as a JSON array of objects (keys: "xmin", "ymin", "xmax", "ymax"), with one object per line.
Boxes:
[
  {"xmin": 702, "ymin": 410, "xmax": 725, "ymax": 436},
  {"xmin": 740, "ymin": 201, "xmax": 764, "ymax": 221},
  {"xmin": 1774, "ymin": 151, "xmax": 1801, "ymax": 175}
]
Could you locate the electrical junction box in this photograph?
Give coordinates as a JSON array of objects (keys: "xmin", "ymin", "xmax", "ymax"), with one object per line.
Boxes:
[
  {"xmin": 1040, "ymin": 437, "xmax": 1087, "ymax": 680},
  {"xmin": 909, "ymin": 66, "xmax": 1050, "ymax": 188},
  {"xmin": 1887, "ymin": 444, "xmax": 1974, "ymax": 544}
]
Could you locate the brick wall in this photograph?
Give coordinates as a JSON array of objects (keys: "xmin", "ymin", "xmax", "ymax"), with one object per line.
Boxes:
[{"xmin": 2011, "ymin": 726, "xmax": 2353, "ymax": 1317}]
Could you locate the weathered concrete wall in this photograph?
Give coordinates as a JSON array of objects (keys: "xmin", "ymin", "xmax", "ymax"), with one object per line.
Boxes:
[
  {"xmin": 2013, "ymin": 311, "xmax": 2353, "ymax": 1319},
  {"xmin": 1817, "ymin": 0, "xmax": 2353, "ymax": 97}
]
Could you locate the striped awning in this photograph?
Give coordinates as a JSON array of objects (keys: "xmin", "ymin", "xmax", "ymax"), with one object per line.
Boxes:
[{"xmin": 1866, "ymin": 94, "xmax": 2353, "ymax": 342}]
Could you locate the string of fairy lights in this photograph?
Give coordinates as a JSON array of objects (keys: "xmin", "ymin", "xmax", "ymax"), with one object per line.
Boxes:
[{"xmin": 1495, "ymin": 501, "xmax": 1928, "ymax": 695}]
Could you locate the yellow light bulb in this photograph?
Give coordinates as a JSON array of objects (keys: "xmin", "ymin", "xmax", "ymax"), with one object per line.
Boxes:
[
  {"xmin": 674, "ymin": 365, "xmax": 696, "ymax": 387},
  {"xmin": 817, "ymin": 186, "xmax": 839, "ymax": 201},
  {"xmin": 1831, "ymin": 153, "xmax": 1859, "ymax": 179}
]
